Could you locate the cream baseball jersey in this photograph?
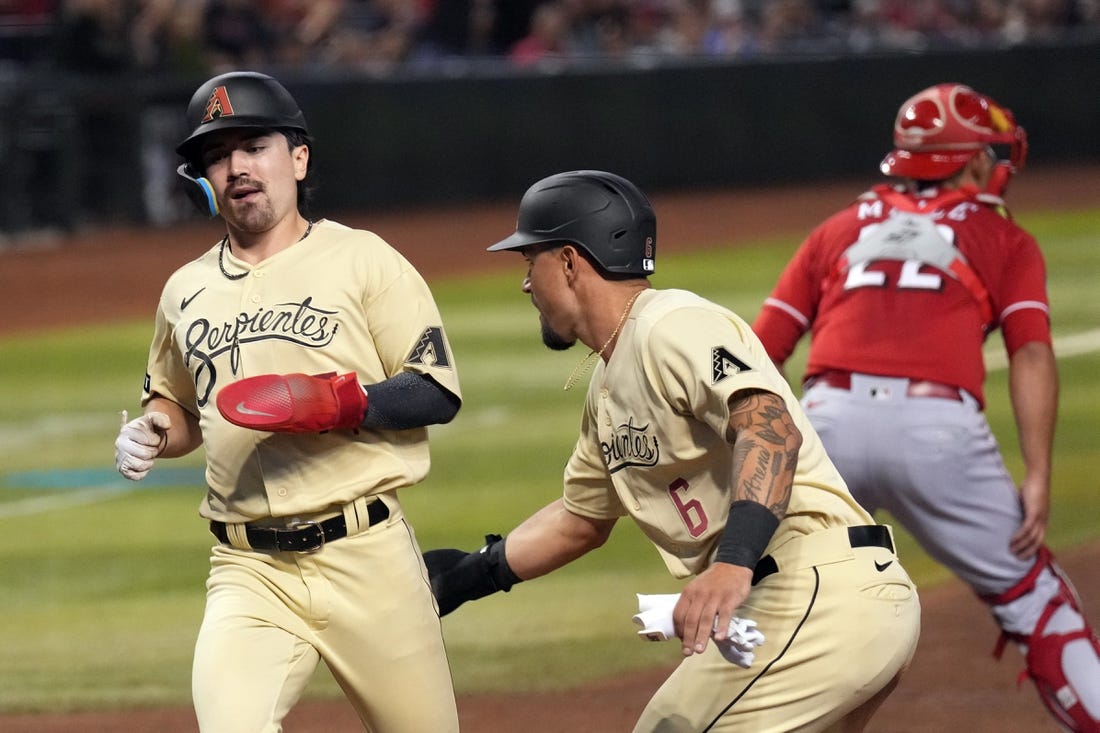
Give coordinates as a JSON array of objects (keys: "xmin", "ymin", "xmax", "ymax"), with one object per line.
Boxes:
[
  {"xmin": 142, "ymin": 219, "xmax": 461, "ymax": 523},
  {"xmin": 562, "ymin": 288, "xmax": 871, "ymax": 578}
]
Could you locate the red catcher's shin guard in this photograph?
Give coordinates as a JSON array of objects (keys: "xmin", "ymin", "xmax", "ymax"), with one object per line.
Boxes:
[
  {"xmin": 987, "ymin": 547, "xmax": 1100, "ymax": 732},
  {"xmin": 216, "ymin": 372, "xmax": 368, "ymax": 433},
  {"xmin": 1023, "ymin": 601, "xmax": 1100, "ymax": 733}
]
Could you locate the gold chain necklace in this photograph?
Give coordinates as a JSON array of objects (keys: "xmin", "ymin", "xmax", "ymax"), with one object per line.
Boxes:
[
  {"xmin": 218, "ymin": 220, "xmax": 314, "ymax": 281},
  {"xmin": 563, "ymin": 289, "xmax": 643, "ymax": 391}
]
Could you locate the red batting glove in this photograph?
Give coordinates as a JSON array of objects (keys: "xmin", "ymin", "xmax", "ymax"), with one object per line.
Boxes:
[{"xmin": 216, "ymin": 372, "xmax": 368, "ymax": 433}]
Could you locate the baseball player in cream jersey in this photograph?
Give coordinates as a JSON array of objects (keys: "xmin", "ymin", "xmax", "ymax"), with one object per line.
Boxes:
[
  {"xmin": 113, "ymin": 71, "xmax": 462, "ymax": 732},
  {"xmin": 424, "ymin": 170, "xmax": 920, "ymax": 732},
  {"xmin": 753, "ymin": 84, "xmax": 1100, "ymax": 732}
]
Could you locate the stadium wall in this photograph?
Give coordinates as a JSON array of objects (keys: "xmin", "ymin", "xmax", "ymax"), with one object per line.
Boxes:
[{"xmin": 1, "ymin": 39, "xmax": 1097, "ymax": 231}]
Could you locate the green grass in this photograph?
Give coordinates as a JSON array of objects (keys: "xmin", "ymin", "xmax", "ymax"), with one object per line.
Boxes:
[{"xmin": 1, "ymin": 206, "xmax": 1098, "ymax": 712}]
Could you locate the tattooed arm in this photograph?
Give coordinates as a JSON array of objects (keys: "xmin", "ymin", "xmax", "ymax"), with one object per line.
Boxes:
[
  {"xmin": 674, "ymin": 389, "xmax": 802, "ymax": 657},
  {"xmin": 725, "ymin": 389, "xmax": 800, "ymax": 520}
]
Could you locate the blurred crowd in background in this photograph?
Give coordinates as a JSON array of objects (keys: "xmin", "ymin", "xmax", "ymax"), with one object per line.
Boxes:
[
  {"xmin": 2, "ymin": 0, "xmax": 1099, "ymax": 78},
  {"xmin": 1, "ymin": 0, "xmax": 1097, "ymax": 239}
]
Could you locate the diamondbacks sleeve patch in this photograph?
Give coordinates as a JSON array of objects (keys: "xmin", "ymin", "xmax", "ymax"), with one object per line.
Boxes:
[
  {"xmin": 712, "ymin": 347, "xmax": 751, "ymax": 384},
  {"xmin": 406, "ymin": 327, "xmax": 453, "ymax": 369}
]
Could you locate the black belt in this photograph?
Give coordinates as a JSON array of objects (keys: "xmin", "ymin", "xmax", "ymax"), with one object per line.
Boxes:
[
  {"xmin": 209, "ymin": 499, "xmax": 389, "ymax": 553},
  {"xmin": 751, "ymin": 524, "xmax": 894, "ymax": 585}
]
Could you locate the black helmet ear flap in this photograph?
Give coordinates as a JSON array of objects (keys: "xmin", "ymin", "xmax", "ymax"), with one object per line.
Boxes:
[{"xmin": 177, "ymin": 163, "xmax": 219, "ymax": 218}]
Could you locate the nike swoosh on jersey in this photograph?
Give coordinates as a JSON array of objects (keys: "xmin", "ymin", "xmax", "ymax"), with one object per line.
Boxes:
[
  {"xmin": 874, "ymin": 560, "xmax": 894, "ymax": 572},
  {"xmin": 234, "ymin": 402, "xmax": 278, "ymax": 418},
  {"xmin": 181, "ymin": 287, "xmax": 206, "ymax": 310}
]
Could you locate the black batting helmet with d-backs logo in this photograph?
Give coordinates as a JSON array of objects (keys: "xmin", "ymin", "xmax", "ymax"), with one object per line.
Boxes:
[
  {"xmin": 488, "ymin": 170, "xmax": 657, "ymax": 276},
  {"xmin": 175, "ymin": 71, "xmax": 310, "ymax": 217},
  {"xmin": 176, "ymin": 71, "xmax": 308, "ymax": 160}
]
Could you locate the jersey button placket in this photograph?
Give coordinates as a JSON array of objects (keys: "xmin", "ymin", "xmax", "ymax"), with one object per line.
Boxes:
[
  {"xmin": 245, "ymin": 269, "xmax": 264, "ymax": 306},
  {"xmin": 596, "ymin": 392, "xmax": 611, "ymax": 450},
  {"xmin": 270, "ymin": 487, "xmax": 289, "ymax": 512}
]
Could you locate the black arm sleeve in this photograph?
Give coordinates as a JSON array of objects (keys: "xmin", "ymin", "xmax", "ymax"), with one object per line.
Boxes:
[{"xmin": 361, "ymin": 371, "xmax": 461, "ymax": 430}]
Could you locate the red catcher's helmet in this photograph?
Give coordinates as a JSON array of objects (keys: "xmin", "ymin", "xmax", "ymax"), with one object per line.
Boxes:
[{"xmin": 879, "ymin": 83, "xmax": 1027, "ymax": 184}]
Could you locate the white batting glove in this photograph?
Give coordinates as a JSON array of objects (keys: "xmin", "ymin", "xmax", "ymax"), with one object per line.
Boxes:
[
  {"xmin": 115, "ymin": 412, "xmax": 170, "ymax": 481},
  {"xmin": 632, "ymin": 593, "xmax": 765, "ymax": 668},
  {"xmin": 713, "ymin": 617, "xmax": 765, "ymax": 668}
]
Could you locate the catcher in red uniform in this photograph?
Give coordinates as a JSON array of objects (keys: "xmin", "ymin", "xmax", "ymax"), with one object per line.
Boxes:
[{"xmin": 752, "ymin": 82, "xmax": 1100, "ymax": 731}]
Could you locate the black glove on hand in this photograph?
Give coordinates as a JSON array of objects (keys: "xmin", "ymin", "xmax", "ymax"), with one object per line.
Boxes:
[{"xmin": 423, "ymin": 534, "xmax": 522, "ymax": 616}]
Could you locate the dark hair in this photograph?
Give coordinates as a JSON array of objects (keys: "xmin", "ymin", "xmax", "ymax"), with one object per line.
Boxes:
[{"xmin": 281, "ymin": 128, "xmax": 316, "ymax": 216}]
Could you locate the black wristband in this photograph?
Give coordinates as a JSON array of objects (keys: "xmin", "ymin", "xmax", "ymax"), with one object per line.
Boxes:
[
  {"xmin": 423, "ymin": 533, "xmax": 522, "ymax": 617},
  {"xmin": 714, "ymin": 500, "xmax": 780, "ymax": 569},
  {"xmin": 482, "ymin": 534, "xmax": 522, "ymax": 591}
]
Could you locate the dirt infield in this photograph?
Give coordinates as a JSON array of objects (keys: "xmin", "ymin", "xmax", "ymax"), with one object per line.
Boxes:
[{"xmin": 2, "ymin": 165, "xmax": 1098, "ymax": 731}]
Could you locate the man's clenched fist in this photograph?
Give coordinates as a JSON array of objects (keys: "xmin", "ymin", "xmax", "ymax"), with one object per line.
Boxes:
[{"xmin": 115, "ymin": 412, "xmax": 171, "ymax": 481}]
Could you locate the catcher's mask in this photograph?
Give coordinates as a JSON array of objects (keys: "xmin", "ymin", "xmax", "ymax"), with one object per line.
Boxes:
[
  {"xmin": 175, "ymin": 71, "xmax": 310, "ymax": 217},
  {"xmin": 879, "ymin": 83, "xmax": 1027, "ymax": 197},
  {"xmin": 488, "ymin": 170, "xmax": 656, "ymax": 277}
]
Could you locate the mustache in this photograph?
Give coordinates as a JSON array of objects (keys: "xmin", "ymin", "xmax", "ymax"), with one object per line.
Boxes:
[{"xmin": 228, "ymin": 178, "xmax": 264, "ymax": 194}]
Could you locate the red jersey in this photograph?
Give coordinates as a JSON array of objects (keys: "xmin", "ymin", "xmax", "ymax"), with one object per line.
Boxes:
[{"xmin": 752, "ymin": 185, "xmax": 1052, "ymax": 407}]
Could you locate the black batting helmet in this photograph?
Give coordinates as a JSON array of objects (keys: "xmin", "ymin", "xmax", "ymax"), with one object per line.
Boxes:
[
  {"xmin": 488, "ymin": 170, "xmax": 656, "ymax": 276},
  {"xmin": 176, "ymin": 71, "xmax": 308, "ymax": 162}
]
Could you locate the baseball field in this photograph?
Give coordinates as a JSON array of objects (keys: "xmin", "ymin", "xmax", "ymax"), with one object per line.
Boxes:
[{"xmin": 0, "ymin": 166, "xmax": 1097, "ymax": 732}]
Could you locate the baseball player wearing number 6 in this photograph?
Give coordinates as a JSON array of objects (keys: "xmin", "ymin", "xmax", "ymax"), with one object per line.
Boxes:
[
  {"xmin": 113, "ymin": 71, "xmax": 463, "ymax": 732},
  {"xmin": 425, "ymin": 170, "xmax": 921, "ymax": 731},
  {"xmin": 752, "ymin": 83, "xmax": 1100, "ymax": 731}
]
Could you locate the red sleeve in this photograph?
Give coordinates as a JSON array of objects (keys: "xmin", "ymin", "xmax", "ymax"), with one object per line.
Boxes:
[
  {"xmin": 979, "ymin": 226, "xmax": 1052, "ymax": 355},
  {"xmin": 1002, "ymin": 309, "xmax": 1052, "ymax": 354},
  {"xmin": 751, "ymin": 233, "xmax": 823, "ymax": 364},
  {"xmin": 752, "ymin": 305, "xmax": 806, "ymax": 364}
]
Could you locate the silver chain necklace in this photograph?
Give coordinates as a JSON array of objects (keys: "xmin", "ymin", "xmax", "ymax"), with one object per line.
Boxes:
[{"xmin": 218, "ymin": 220, "xmax": 314, "ymax": 281}]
